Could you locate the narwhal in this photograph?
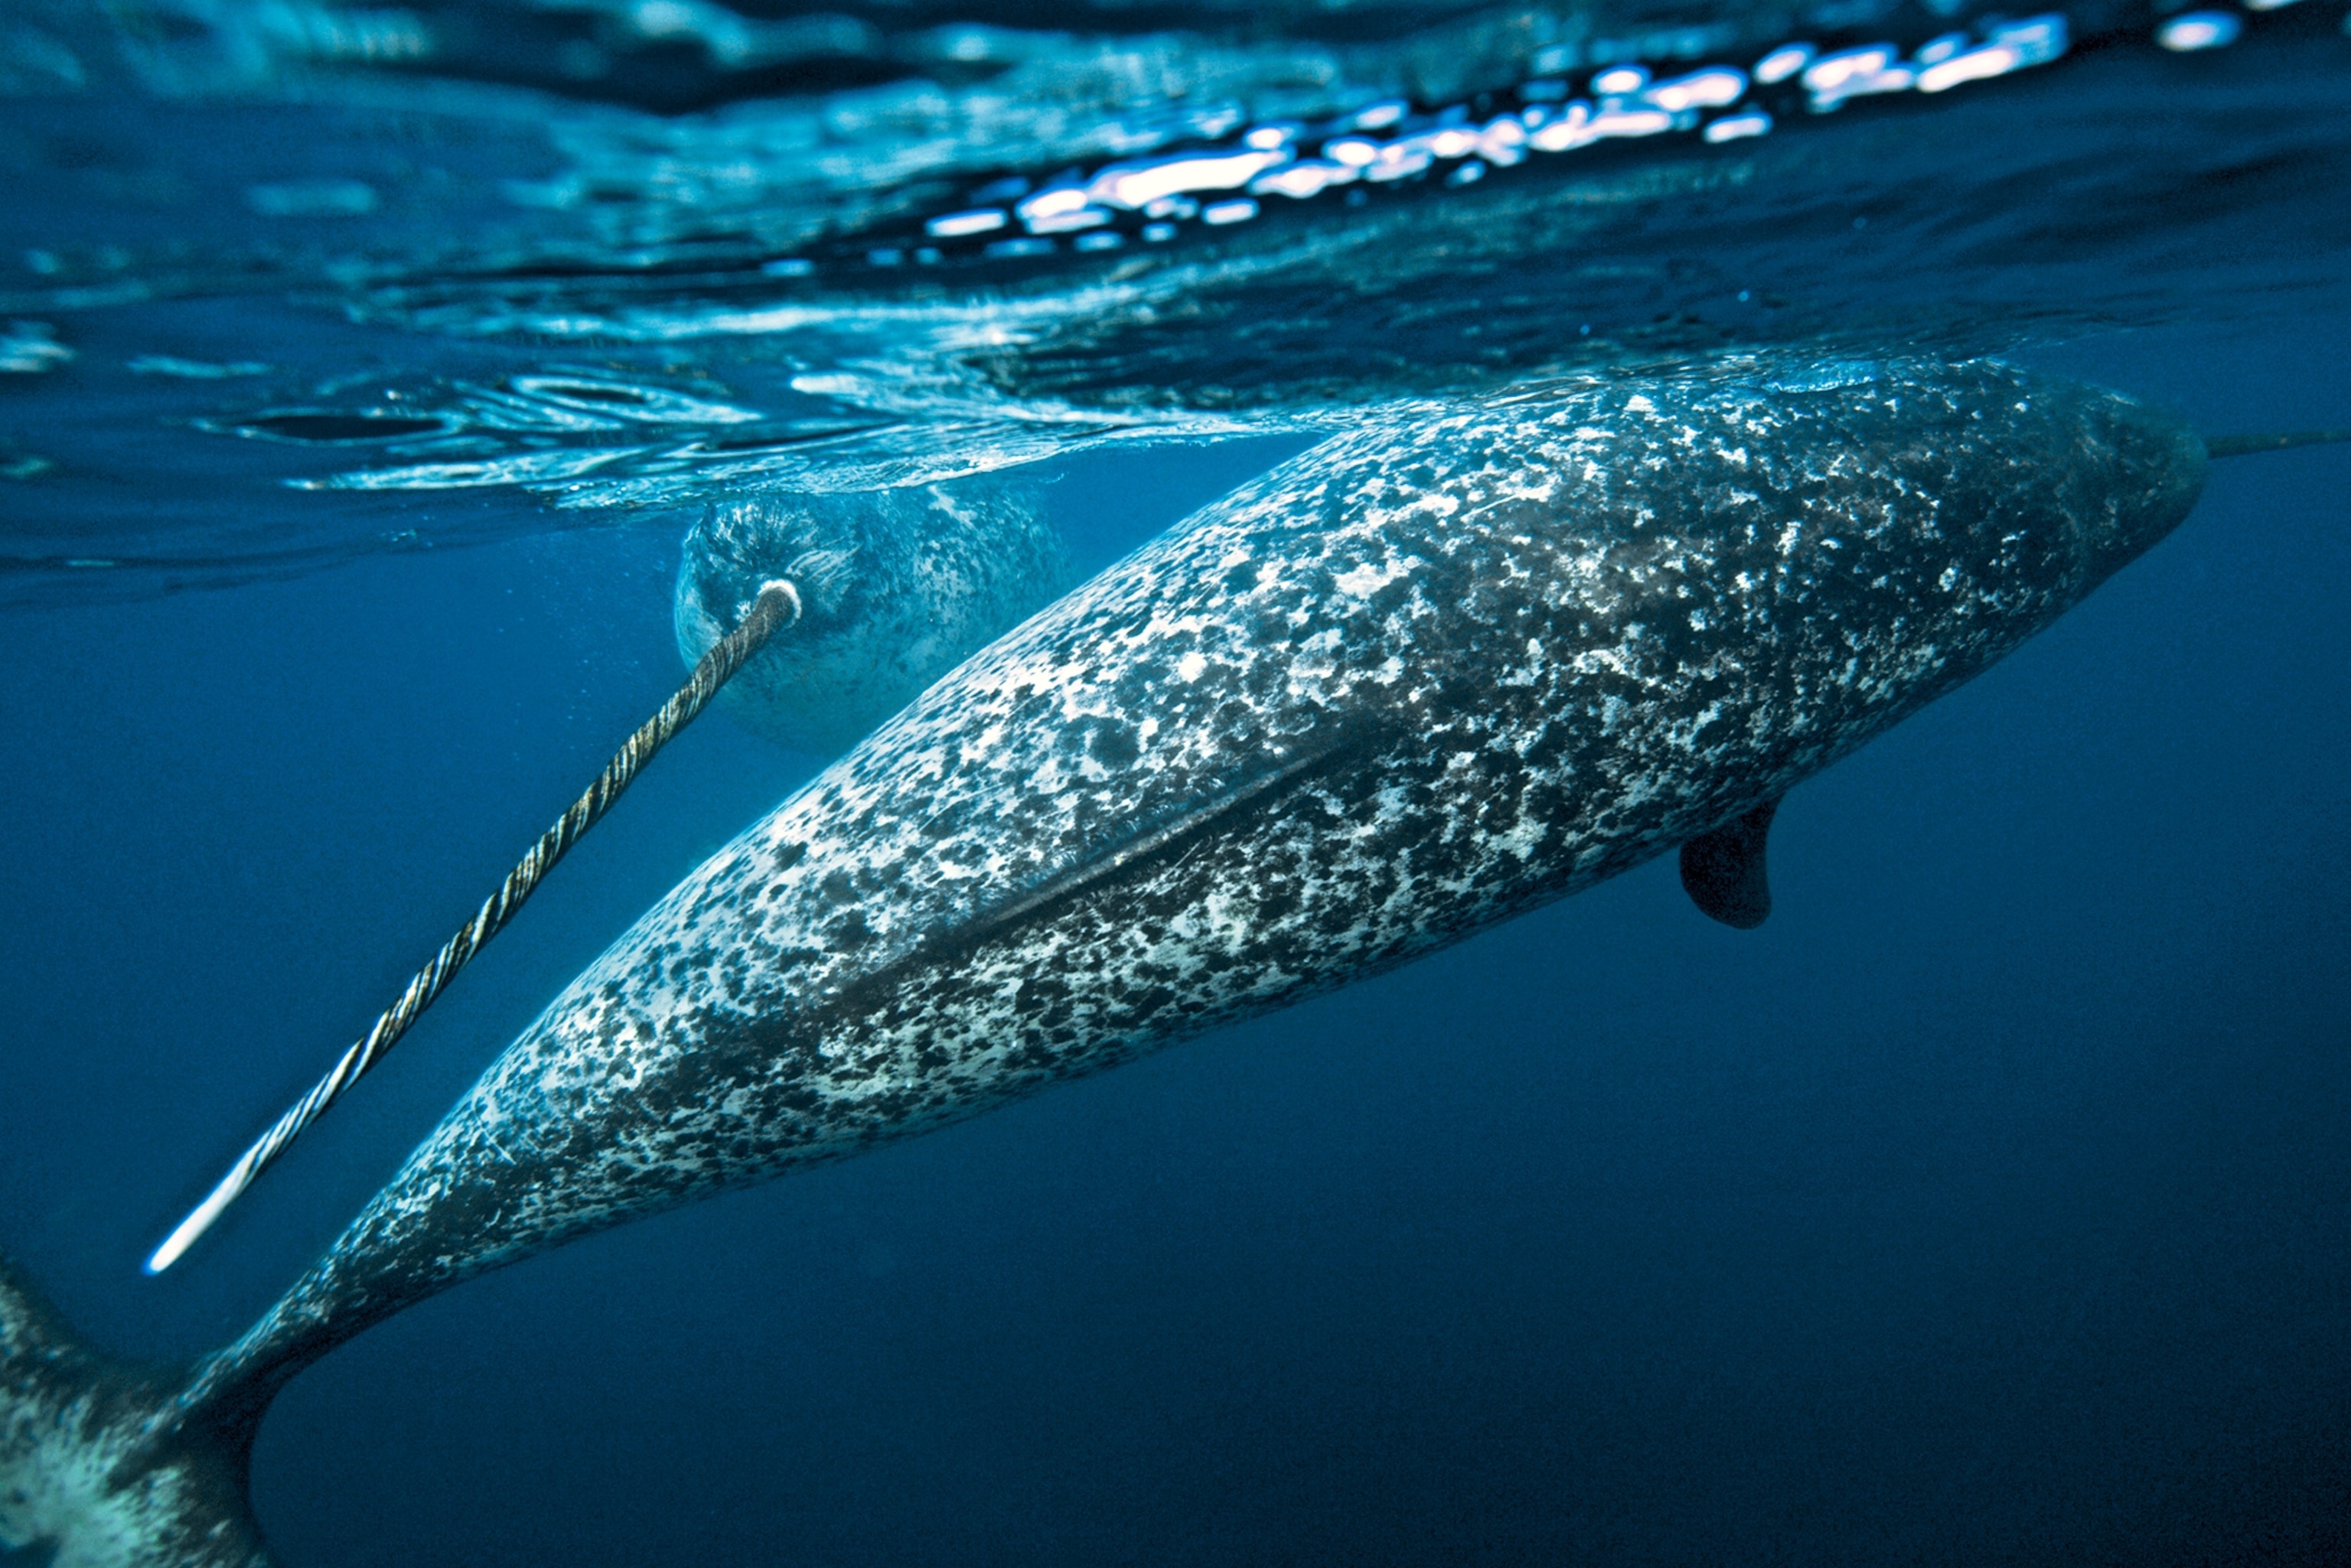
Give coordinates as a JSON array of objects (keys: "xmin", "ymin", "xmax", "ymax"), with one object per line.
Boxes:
[
  {"xmin": 3, "ymin": 353, "xmax": 2237, "ymax": 1566},
  {"xmin": 674, "ymin": 480, "xmax": 1074, "ymax": 756}
]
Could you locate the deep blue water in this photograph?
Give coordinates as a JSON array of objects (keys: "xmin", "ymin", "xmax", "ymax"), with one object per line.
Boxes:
[{"xmin": 4, "ymin": 3, "xmax": 2350, "ymax": 1563}]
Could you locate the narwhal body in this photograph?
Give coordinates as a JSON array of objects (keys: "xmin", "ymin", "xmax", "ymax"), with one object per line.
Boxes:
[{"xmin": 2, "ymin": 355, "xmax": 2207, "ymax": 1566}]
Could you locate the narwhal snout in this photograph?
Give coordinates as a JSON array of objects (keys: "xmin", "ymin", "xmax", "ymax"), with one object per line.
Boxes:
[{"xmin": 2075, "ymin": 390, "xmax": 2211, "ymax": 587}]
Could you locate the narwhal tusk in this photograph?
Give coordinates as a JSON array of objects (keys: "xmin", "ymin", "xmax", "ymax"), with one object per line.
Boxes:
[
  {"xmin": 144, "ymin": 579, "xmax": 801, "ymax": 1276},
  {"xmin": 2203, "ymin": 430, "xmax": 2351, "ymax": 459}
]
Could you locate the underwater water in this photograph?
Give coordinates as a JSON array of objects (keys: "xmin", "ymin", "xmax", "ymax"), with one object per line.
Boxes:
[{"xmin": 2, "ymin": 1, "xmax": 2349, "ymax": 1563}]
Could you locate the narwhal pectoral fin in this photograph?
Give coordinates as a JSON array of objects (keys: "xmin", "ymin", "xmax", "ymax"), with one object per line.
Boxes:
[
  {"xmin": 1, "ymin": 1251, "xmax": 275, "ymax": 1567},
  {"xmin": 1678, "ymin": 799, "xmax": 1780, "ymax": 930}
]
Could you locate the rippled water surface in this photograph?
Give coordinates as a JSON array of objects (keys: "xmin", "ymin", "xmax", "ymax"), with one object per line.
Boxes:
[
  {"xmin": 2, "ymin": 2, "xmax": 2348, "ymax": 1565},
  {"xmin": 7, "ymin": 0, "xmax": 2349, "ymax": 597}
]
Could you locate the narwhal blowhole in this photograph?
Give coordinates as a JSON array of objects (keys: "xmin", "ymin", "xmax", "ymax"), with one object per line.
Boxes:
[{"xmin": 675, "ymin": 478, "xmax": 1075, "ymax": 756}]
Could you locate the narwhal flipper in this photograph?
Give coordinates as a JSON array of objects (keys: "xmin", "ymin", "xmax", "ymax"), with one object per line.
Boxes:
[
  {"xmin": 1, "ymin": 1251, "xmax": 273, "ymax": 1568},
  {"xmin": 1680, "ymin": 800, "xmax": 1780, "ymax": 930}
]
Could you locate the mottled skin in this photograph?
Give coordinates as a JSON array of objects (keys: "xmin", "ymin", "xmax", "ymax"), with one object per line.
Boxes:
[
  {"xmin": 2, "ymin": 1260, "xmax": 266, "ymax": 1567},
  {"xmin": 4, "ymin": 354, "xmax": 2206, "ymax": 1565},
  {"xmin": 675, "ymin": 481, "xmax": 1074, "ymax": 755},
  {"xmin": 187, "ymin": 352, "xmax": 2204, "ymax": 1409}
]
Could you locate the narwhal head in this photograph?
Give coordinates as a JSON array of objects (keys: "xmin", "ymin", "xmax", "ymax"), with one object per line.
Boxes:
[
  {"xmin": 673, "ymin": 478, "xmax": 1074, "ymax": 755},
  {"xmin": 1729, "ymin": 354, "xmax": 2209, "ymax": 609},
  {"xmin": 2036, "ymin": 370, "xmax": 2210, "ymax": 594}
]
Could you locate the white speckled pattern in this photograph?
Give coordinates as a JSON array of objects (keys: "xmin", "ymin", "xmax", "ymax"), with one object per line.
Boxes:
[
  {"xmin": 2, "ymin": 1260, "xmax": 269, "ymax": 1567},
  {"xmin": 174, "ymin": 355, "xmax": 2202, "ymax": 1426}
]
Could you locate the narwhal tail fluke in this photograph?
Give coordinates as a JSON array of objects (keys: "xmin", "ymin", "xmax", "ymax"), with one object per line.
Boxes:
[
  {"xmin": 1, "ymin": 1251, "xmax": 274, "ymax": 1568},
  {"xmin": 2203, "ymin": 429, "xmax": 2351, "ymax": 459}
]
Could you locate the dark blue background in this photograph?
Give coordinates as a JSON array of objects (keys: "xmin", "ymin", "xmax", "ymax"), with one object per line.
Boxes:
[{"xmin": 2, "ymin": 321, "xmax": 2346, "ymax": 1563}]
